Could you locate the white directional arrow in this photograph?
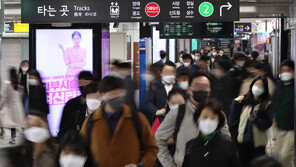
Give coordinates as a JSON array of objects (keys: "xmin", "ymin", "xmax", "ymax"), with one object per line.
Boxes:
[
  {"xmin": 245, "ymin": 26, "xmax": 250, "ymax": 31},
  {"xmin": 219, "ymin": 2, "xmax": 232, "ymax": 17}
]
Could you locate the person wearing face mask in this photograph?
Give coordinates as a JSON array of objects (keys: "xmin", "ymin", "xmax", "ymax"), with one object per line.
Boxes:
[
  {"xmin": 273, "ymin": 60, "xmax": 295, "ymax": 167},
  {"xmin": 6, "ymin": 110, "xmax": 56, "ymax": 167},
  {"xmin": 196, "ymin": 56, "xmax": 211, "ymax": 74},
  {"xmin": 177, "ymin": 68, "xmax": 191, "ymax": 90},
  {"xmin": 177, "ymin": 54, "xmax": 199, "ymax": 74},
  {"xmin": 210, "ymin": 58, "xmax": 236, "ymax": 120},
  {"xmin": 0, "ymin": 67, "xmax": 25, "ymax": 144},
  {"xmin": 230, "ymin": 76, "xmax": 274, "ymax": 167},
  {"xmin": 155, "ymin": 72, "xmax": 230, "ymax": 167},
  {"xmin": 85, "ymin": 82, "xmax": 101, "ymax": 116},
  {"xmin": 146, "ymin": 62, "xmax": 178, "ymax": 122},
  {"xmin": 80, "ymin": 76, "xmax": 159, "ymax": 167},
  {"xmin": 182, "ymin": 99, "xmax": 239, "ymax": 167},
  {"xmin": 57, "ymin": 71, "xmax": 93, "ymax": 142},
  {"xmin": 57, "ymin": 131, "xmax": 96, "ymax": 167},
  {"xmin": 176, "ymin": 51, "xmax": 186, "ymax": 68},
  {"xmin": 110, "ymin": 61, "xmax": 137, "ymax": 112},
  {"xmin": 28, "ymin": 70, "xmax": 49, "ymax": 116},
  {"xmin": 154, "ymin": 51, "xmax": 174, "ymax": 66},
  {"xmin": 18, "ymin": 60, "xmax": 30, "ymax": 114}
]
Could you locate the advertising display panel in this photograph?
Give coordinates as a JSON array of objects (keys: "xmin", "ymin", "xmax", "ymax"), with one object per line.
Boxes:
[{"xmin": 36, "ymin": 29, "xmax": 93, "ymax": 136}]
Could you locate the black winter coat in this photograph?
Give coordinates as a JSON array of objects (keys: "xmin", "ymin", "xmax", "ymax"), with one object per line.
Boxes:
[
  {"xmin": 182, "ymin": 133, "xmax": 239, "ymax": 167},
  {"xmin": 57, "ymin": 96, "xmax": 87, "ymax": 142},
  {"xmin": 29, "ymin": 85, "xmax": 49, "ymax": 114}
]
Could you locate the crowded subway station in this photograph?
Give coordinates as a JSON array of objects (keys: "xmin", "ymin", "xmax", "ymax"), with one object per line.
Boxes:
[{"xmin": 0, "ymin": 0, "xmax": 294, "ymax": 167}]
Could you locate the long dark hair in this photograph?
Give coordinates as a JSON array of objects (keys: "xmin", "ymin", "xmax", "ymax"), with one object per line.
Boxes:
[
  {"xmin": 9, "ymin": 67, "xmax": 19, "ymax": 90},
  {"xmin": 18, "ymin": 60, "xmax": 29, "ymax": 74},
  {"xmin": 28, "ymin": 69, "xmax": 44, "ymax": 86},
  {"xmin": 243, "ymin": 75, "xmax": 271, "ymax": 114}
]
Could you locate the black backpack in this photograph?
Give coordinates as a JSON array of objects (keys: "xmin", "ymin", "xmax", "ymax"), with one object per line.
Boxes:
[{"xmin": 86, "ymin": 109, "xmax": 144, "ymax": 158}]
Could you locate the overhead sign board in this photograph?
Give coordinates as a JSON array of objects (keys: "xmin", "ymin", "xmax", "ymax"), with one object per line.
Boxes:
[
  {"xmin": 234, "ymin": 23, "xmax": 252, "ymax": 33},
  {"xmin": 160, "ymin": 22, "xmax": 194, "ymax": 38},
  {"xmin": 22, "ymin": 0, "xmax": 240, "ymax": 23}
]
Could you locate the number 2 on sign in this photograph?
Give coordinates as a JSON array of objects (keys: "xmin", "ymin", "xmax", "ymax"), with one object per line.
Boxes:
[{"xmin": 204, "ymin": 5, "xmax": 209, "ymax": 14}]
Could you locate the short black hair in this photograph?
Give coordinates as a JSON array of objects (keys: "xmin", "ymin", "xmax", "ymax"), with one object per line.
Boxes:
[
  {"xmin": 214, "ymin": 57, "xmax": 232, "ymax": 72},
  {"xmin": 78, "ymin": 71, "xmax": 94, "ymax": 81},
  {"xmin": 59, "ymin": 131, "xmax": 87, "ymax": 156},
  {"xmin": 280, "ymin": 59, "xmax": 294, "ymax": 70},
  {"xmin": 160, "ymin": 51, "xmax": 167, "ymax": 59},
  {"xmin": 199, "ymin": 55, "xmax": 210, "ymax": 62},
  {"xmin": 194, "ymin": 98, "xmax": 225, "ymax": 131},
  {"xmin": 163, "ymin": 61, "xmax": 176, "ymax": 70},
  {"xmin": 99, "ymin": 76, "xmax": 125, "ymax": 93},
  {"xmin": 251, "ymin": 51, "xmax": 260, "ymax": 59},
  {"xmin": 188, "ymin": 71, "xmax": 211, "ymax": 86},
  {"xmin": 150, "ymin": 63, "xmax": 164, "ymax": 72},
  {"xmin": 85, "ymin": 82, "xmax": 98, "ymax": 95},
  {"xmin": 72, "ymin": 31, "xmax": 82, "ymax": 39},
  {"xmin": 167, "ymin": 87, "xmax": 188, "ymax": 102},
  {"xmin": 182, "ymin": 54, "xmax": 192, "ymax": 60},
  {"xmin": 177, "ymin": 67, "xmax": 191, "ymax": 77},
  {"xmin": 234, "ymin": 53, "xmax": 246, "ymax": 60},
  {"xmin": 195, "ymin": 51, "xmax": 201, "ymax": 55}
]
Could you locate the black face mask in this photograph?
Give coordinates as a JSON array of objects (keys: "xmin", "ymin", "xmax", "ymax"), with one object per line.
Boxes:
[
  {"xmin": 192, "ymin": 90, "xmax": 208, "ymax": 103},
  {"xmin": 79, "ymin": 86, "xmax": 86, "ymax": 97},
  {"xmin": 106, "ymin": 97, "xmax": 125, "ymax": 111}
]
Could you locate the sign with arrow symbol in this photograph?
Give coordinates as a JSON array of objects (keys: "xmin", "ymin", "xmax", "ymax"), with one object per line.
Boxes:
[{"xmin": 220, "ymin": 2, "xmax": 232, "ymax": 17}]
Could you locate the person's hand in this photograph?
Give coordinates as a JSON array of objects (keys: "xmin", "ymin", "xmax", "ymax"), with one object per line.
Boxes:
[
  {"xmin": 124, "ymin": 164, "xmax": 137, "ymax": 167},
  {"xmin": 156, "ymin": 108, "xmax": 166, "ymax": 116},
  {"xmin": 167, "ymin": 137, "xmax": 174, "ymax": 145},
  {"xmin": 235, "ymin": 96, "xmax": 244, "ymax": 102},
  {"xmin": 58, "ymin": 43, "xmax": 64, "ymax": 51}
]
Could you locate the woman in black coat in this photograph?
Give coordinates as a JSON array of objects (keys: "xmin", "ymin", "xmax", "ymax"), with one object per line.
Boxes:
[
  {"xmin": 182, "ymin": 99, "xmax": 239, "ymax": 167},
  {"xmin": 28, "ymin": 70, "xmax": 49, "ymax": 115}
]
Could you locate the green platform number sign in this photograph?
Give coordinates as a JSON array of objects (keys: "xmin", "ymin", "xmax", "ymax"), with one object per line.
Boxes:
[{"xmin": 199, "ymin": 2, "xmax": 214, "ymax": 17}]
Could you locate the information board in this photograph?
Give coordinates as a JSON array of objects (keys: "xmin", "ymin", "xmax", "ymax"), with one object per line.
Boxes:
[
  {"xmin": 160, "ymin": 22, "xmax": 194, "ymax": 38},
  {"xmin": 234, "ymin": 23, "xmax": 252, "ymax": 33},
  {"xmin": 22, "ymin": 0, "xmax": 240, "ymax": 23}
]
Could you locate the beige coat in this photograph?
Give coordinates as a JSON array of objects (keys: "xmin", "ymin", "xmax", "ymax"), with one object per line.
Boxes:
[{"xmin": 0, "ymin": 81, "xmax": 25, "ymax": 128}]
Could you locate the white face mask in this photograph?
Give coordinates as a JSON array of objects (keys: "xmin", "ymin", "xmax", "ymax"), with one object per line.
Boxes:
[
  {"xmin": 211, "ymin": 58, "xmax": 215, "ymax": 62},
  {"xmin": 199, "ymin": 118, "xmax": 218, "ymax": 135},
  {"xmin": 252, "ymin": 85, "xmax": 265, "ymax": 97},
  {"xmin": 178, "ymin": 81, "xmax": 188, "ymax": 90},
  {"xmin": 183, "ymin": 62, "xmax": 190, "ymax": 67},
  {"xmin": 29, "ymin": 79, "xmax": 39, "ymax": 86},
  {"xmin": 60, "ymin": 154, "xmax": 87, "ymax": 167},
  {"xmin": 21, "ymin": 67, "xmax": 29, "ymax": 72},
  {"xmin": 162, "ymin": 76, "xmax": 175, "ymax": 84},
  {"xmin": 212, "ymin": 52, "xmax": 217, "ymax": 56},
  {"xmin": 86, "ymin": 99, "xmax": 101, "ymax": 111},
  {"xmin": 169, "ymin": 104, "xmax": 179, "ymax": 110},
  {"xmin": 237, "ymin": 61, "xmax": 245, "ymax": 67},
  {"xmin": 179, "ymin": 58, "xmax": 183, "ymax": 63},
  {"xmin": 195, "ymin": 56, "xmax": 200, "ymax": 61},
  {"xmin": 24, "ymin": 127, "xmax": 50, "ymax": 143},
  {"xmin": 280, "ymin": 72, "xmax": 294, "ymax": 82}
]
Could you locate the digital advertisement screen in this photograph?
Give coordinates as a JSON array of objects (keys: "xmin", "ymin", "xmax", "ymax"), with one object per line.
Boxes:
[
  {"xmin": 101, "ymin": 28, "xmax": 110, "ymax": 78},
  {"xmin": 194, "ymin": 22, "xmax": 234, "ymax": 38},
  {"xmin": 36, "ymin": 29, "xmax": 93, "ymax": 136}
]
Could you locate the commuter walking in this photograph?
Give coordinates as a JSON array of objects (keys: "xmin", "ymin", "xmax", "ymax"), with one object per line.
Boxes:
[
  {"xmin": 0, "ymin": 67, "xmax": 25, "ymax": 144},
  {"xmin": 146, "ymin": 62, "xmax": 177, "ymax": 123},
  {"xmin": 155, "ymin": 72, "xmax": 230, "ymax": 167},
  {"xmin": 230, "ymin": 76, "xmax": 274, "ymax": 167},
  {"xmin": 57, "ymin": 71, "xmax": 93, "ymax": 141},
  {"xmin": 28, "ymin": 69, "xmax": 49, "ymax": 115},
  {"xmin": 6, "ymin": 110, "xmax": 56, "ymax": 167},
  {"xmin": 273, "ymin": 60, "xmax": 295, "ymax": 167},
  {"xmin": 182, "ymin": 99, "xmax": 239, "ymax": 167},
  {"xmin": 177, "ymin": 54, "xmax": 199, "ymax": 74},
  {"xmin": 57, "ymin": 131, "xmax": 96, "ymax": 167},
  {"xmin": 18, "ymin": 60, "xmax": 29, "ymax": 114},
  {"xmin": 85, "ymin": 82, "xmax": 101, "ymax": 117},
  {"xmin": 80, "ymin": 76, "xmax": 159, "ymax": 167}
]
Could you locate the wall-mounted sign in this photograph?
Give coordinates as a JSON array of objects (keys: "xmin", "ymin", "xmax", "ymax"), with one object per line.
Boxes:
[
  {"xmin": 160, "ymin": 22, "xmax": 194, "ymax": 38},
  {"xmin": 234, "ymin": 23, "xmax": 252, "ymax": 33},
  {"xmin": 14, "ymin": 23, "xmax": 29, "ymax": 33},
  {"xmin": 22, "ymin": 0, "xmax": 239, "ymax": 23}
]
